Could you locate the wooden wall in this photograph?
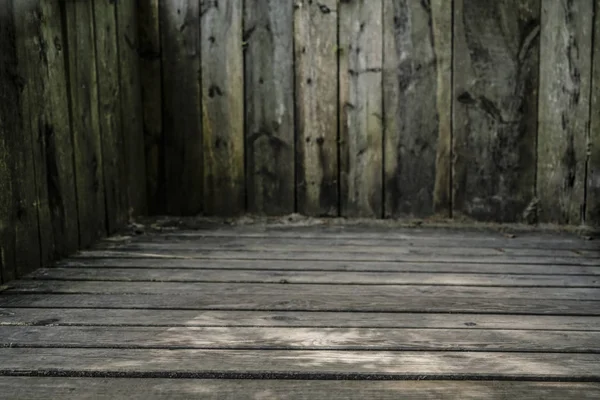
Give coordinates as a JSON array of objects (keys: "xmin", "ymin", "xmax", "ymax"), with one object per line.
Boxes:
[
  {"xmin": 0, "ymin": 0, "xmax": 146, "ymax": 284},
  {"xmin": 140, "ymin": 0, "xmax": 600, "ymax": 227}
]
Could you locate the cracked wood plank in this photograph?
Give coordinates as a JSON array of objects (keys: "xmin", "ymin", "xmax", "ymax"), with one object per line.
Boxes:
[
  {"xmin": 339, "ymin": 0, "xmax": 383, "ymax": 218},
  {"xmin": 453, "ymin": 0, "xmax": 540, "ymax": 223},
  {"xmin": 244, "ymin": 0, "xmax": 295, "ymax": 215},
  {"xmin": 537, "ymin": 0, "xmax": 593, "ymax": 224}
]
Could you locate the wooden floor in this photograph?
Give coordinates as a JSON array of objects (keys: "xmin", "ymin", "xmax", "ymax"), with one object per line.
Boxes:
[{"xmin": 1, "ymin": 222, "xmax": 600, "ymax": 398}]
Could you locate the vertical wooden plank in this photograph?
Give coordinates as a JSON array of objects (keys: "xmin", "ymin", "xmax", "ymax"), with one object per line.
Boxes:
[
  {"xmin": 382, "ymin": 0, "xmax": 452, "ymax": 218},
  {"xmin": 339, "ymin": 0, "xmax": 383, "ymax": 218},
  {"xmin": 93, "ymin": 0, "xmax": 126, "ymax": 233},
  {"xmin": 452, "ymin": 0, "xmax": 540, "ymax": 223},
  {"xmin": 0, "ymin": 0, "xmax": 18, "ymax": 282},
  {"xmin": 588, "ymin": 0, "xmax": 600, "ymax": 226},
  {"xmin": 137, "ymin": 0, "xmax": 164, "ymax": 215},
  {"xmin": 294, "ymin": 0, "xmax": 339, "ymax": 217},
  {"xmin": 538, "ymin": 0, "xmax": 593, "ymax": 224},
  {"xmin": 201, "ymin": 0, "xmax": 245, "ymax": 216},
  {"xmin": 244, "ymin": 0, "xmax": 295, "ymax": 215},
  {"xmin": 160, "ymin": 0, "xmax": 203, "ymax": 216},
  {"xmin": 117, "ymin": 0, "xmax": 148, "ymax": 218},
  {"xmin": 64, "ymin": 0, "xmax": 107, "ymax": 247}
]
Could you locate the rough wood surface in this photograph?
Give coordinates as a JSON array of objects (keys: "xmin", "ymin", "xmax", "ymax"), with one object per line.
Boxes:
[
  {"xmin": 64, "ymin": 0, "xmax": 106, "ymax": 247},
  {"xmin": 294, "ymin": 0, "xmax": 339, "ymax": 217},
  {"xmin": 93, "ymin": 0, "xmax": 127, "ymax": 233},
  {"xmin": 137, "ymin": 0, "xmax": 164, "ymax": 214},
  {"xmin": 201, "ymin": 0, "xmax": 245, "ymax": 216},
  {"xmin": 339, "ymin": 0, "xmax": 383, "ymax": 218},
  {"xmin": 1, "ymin": 348, "xmax": 599, "ymax": 379},
  {"xmin": 0, "ymin": 379, "xmax": 598, "ymax": 400},
  {"xmin": 453, "ymin": 0, "xmax": 540, "ymax": 222},
  {"xmin": 588, "ymin": 0, "xmax": 600, "ymax": 227},
  {"xmin": 160, "ymin": 0, "xmax": 203, "ymax": 215},
  {"xmin": 244, "ymin": 0, "xmax": 295, "ymax": 215},
  {"xmin": 383, "ymin": 0, "xmax": 452, "ymax": 218},
  {"xmin": 3, "ymin": 308, "xmax": 599, "ymax": 331},
  {"xmin": 116, "ymin": 0, "xmax": 147, "ymax": 217},
  {"xmin": 538, "ymin": 0, "xmax": 593, "ymax": 224}
]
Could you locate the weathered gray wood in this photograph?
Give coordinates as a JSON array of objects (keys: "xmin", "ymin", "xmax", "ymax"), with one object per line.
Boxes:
[
  {"xmin": 2, "ymin": 326, "xmax": 599, "ymax": 352},
  {"xmin": 383, "ymin": 0, "xmax": 452, "ymax": 218},
  {"xmin": 6, "ymin": 280, "xmax": 600, "ymax": 301},
  {"xmin": 201, "ymin": 0, "xmax": 245, "ymax": 216},
  {"xmin": 1, "ymin": 348, "xmax": 599, "ymax": 378},
  {"xmin": 294, "ymin": 0, "xmax": 339, "ymax": 217},
  {"xmin": 93, "ymin": 0, "xmax": 127, "ymax": 233},
  {"xmin": 116, "ymin": 0, "xmax": 147, "ymax": 217},
  {"xmin": 137, "ymin": 0, "xmax": 164, "ymax": 214},
  {"xmin": 160, "ymin": 0, "xmax": 203, "ymax": 215},
  {"xmin": 538, "ymin": 0, "xmax": 593, "ymax": 224},
  {"xmin": 453, "ymin": 0, "xmax": 540, "ymax": 222},
  {"xmin": 244, "ymin": 0, "xmax": 295, "ymax": 215},
  {"xmin": 588, "ymin": 0, "xmax": 600, "ymax": 227},
  {"xmin": 64, "ymin": 0, "xmax": 107, "ymax": 247},
  {"xmin": 0, "ymin": 378, "xmax": 598, "ymax": 400},
  {"xmin": 1, "ymin": 293, "xmax": 596, "ymax": 314},
  {"xmin": 339, "ymin": 0, "xmax": 383, "ymax": 218},
  {"xmin": 3, "ymin": 308, "xmax": 599, "ymax": 331},
  {"xmin": 26, "ymin": 267, "xmax": 600, "ymax": 287},
  {"xmin": 55, "ymin": 258, "xmax": 600, "ymax": 276}
]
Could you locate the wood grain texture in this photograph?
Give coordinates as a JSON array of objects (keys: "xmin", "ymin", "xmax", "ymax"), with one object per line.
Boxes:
[
  {"xmin": 453, "ymin": 0, "xmax": 540, "ymax": 222},
  {"xmin": 3, "ymin": 308, "xmax": 599, "ymax": 331},
  {"xmin": 0, "ymin": 379, "xmax": 598, "ymax": 400},
  {"xmin": 116, "ymin": 0, "xmax": 147, "ymax": 217},
  {"xmin": 93, "ymin": 0, "xmax": 127, "ymax": 233},
  {"xmin": 137, "ymin": 0, "xmax": 164, "ymax": 214},
  {"xmin": 160, "ymin": 0, "xmax": 203, "ymax": 215},
  {"xmin": 339, "ymin": 0, "xmax": 383, "ymax": 218},
  {"xmin": 588, "ymin": 0, "xmax": 600, "ymax": 226},
  {"xmin": 294, "ymin": 0, "xmax": 339, "ymax": 217},
  {"xmin": 244, "ymin": 0, "xmax": 295, "ymax": 215},
  {"xmin": 538, "ymin": 0, "xmax": 593, "ymax": 224},
  {"xmin": 201, "ymin": 0, "xmax": 245, "ymax": 216},
  {"xmin": 64, "ymin": 0, "xmax": 107, "ymax": 247},
  {"xmin": 383, "ymin": 0, "xmax": 451, "ymax": 218},
  {"xmin": 0, "ymin": 348, "xmax": 599, "ymax": 379}
]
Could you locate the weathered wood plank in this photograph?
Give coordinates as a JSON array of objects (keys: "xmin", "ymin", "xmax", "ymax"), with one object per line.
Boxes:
[
  {"xmin": 244, "ymin": 0, "xmax": 295, "ymax": 215},
  {"xmin": 339, "ymin": 0, "xmax": 383, "ymax": 218},
  {"xmin": 55, "ymin": 258, "xmax": 600, "ymax": 275},
  {"xmin": 0, "ymin": 378, "xmax": 598, "ymax": 400},
  {"xmin": 201, "ymin": 0, "xmax": 244, "ymax": 216},
  {"xmin": 1, "ymin": 293, "xmax": 596, "ymax": 314},
  {"xmin": 3, "ymin": 308, "xmax": 599, "ymax": 331},
  {"xmin": 453, "ymin": 0, "xmax": 540, "ymax": 222},
  {"xmin": 538, "ymin": 0, "xmax": 593, "ymax": 224},
  {"xmin": 137, "ymin": 0, "xmax": 164, "ymax": 214},
  {"xmin": 116, "ymin": 0, "xmax": 147, "ymax": 217},
  {"xmin": 93, "ymin": 0, "xmax": 127, "ymax": 233},
  {"xmin": 2, "ymin": 326, "xmax": 599, "ymax": 352},
  {"xmin": 26, "ymin": 267, "xmax": 600, "ymax": 287},
  {"xmin": 160, "ymin": 0, "xmax": 203, "ymax": 215},
  {"xmin": 6, "ymin": 280, "xmax": 600, "ymax": 301},
  {"xmin": 588, "ymin": 0, "xmax": 600, "ymax": 227},
  {"xmin": 64, "ymin": 0, "xmax": 106, "ymax": 247},
  {"xmin": 1, "ymin": 348, "xmax": 599, "ymax": 379},
  {"xmin": 294, "ymin": 0, "xmax": 339, "ymax": 217},
  {"xmin": 383, "ymin": 0, "xmax": 452, "ymax": 218}
]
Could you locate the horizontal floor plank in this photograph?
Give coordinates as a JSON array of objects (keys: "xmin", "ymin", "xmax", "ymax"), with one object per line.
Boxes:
[
  {"xmin": 1, "ymin": 326, "xmax": 599, "ymax": 352},
  {"xmin": 2, "ymin": 309, "xmax": 599, "ymax": 330},
  {"xmin": 1, "ymin": 378, "xmax": 599, "ymax": 400},
  {"xmin": 1, "ymin": 348, "xmax": 599, "ymax": 379},
  {"xmin": 0, "ymin": 294, "xmax": 597, "ymax": 315}
]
